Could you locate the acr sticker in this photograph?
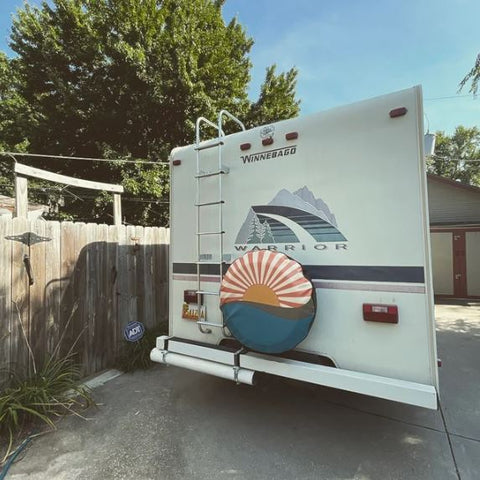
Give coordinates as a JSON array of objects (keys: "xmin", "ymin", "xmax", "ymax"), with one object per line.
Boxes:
[{"xmin": 123, "ymin": 321, "xmax": 145, "ymax": 342}]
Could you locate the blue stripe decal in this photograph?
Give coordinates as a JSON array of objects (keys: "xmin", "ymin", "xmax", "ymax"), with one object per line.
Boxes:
[{"xmin": 172, "ymin": 263, "xmax": 425, "ymax": 283}]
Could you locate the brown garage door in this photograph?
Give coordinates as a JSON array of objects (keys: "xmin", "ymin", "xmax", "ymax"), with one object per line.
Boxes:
[{"xmin": 431, "ymin": 227, "xmax": 480, "ymax": 299}]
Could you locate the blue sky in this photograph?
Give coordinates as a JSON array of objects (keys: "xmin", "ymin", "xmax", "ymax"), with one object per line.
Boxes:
[{"xmin": 1, "ymin": 0, "xmax": 479, "ymax": 134}]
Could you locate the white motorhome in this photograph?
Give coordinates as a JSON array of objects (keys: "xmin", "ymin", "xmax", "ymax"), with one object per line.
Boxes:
[{"xmin": 151, "ymin": 86, "xmax": 439, "ymax": 409}]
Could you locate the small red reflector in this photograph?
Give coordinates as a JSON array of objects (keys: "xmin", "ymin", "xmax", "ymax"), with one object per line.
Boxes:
[
  {"xmin": 285, "ymin": 132, "xmax": 298, "ymax": 140},
  {"xmin": 363, "ymin": 304, "xmax": 398, "ymax": 324},
  {"xmin": 172, "ymin": 159, "xmax": 181, "ymax": 166},
  {"xmin": 437, "ymin": 359, "xmax": 442, "ymax": 367},
  {"xmin": 262, "ymin": 137, "xmax": 274, "ymax": 146},
  {"xmin": 240, "ymin": 143, "xmax": 251, "ymax": 151},
  {"xmin": 389, "ymin": 107, "xmax": 408, "ymax": 118}
]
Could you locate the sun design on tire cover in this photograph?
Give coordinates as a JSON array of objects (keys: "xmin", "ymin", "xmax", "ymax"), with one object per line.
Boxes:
[{"xmin": 220, "ymin": 250, "xmax": 313, "ymax": 308}]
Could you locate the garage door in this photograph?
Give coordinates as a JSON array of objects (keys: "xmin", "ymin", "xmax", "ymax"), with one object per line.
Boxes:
[{"xmin": 431, "ymin": 228, "xmax": 480, "ymax": 299}]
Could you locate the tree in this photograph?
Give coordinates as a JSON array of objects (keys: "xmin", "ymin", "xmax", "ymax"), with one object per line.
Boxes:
[
  {"xmin": 427, "ymin": 126, "xmax": 480, "ymax": 186},
  {"xmin": 247, "ymin": 214, "xmax": 265, "ymax": 243},
  {"xmin": 262, "ymin": 220, "xmax": 274, "ymax": 243},
  {"xmin": 246, "ymin": 65, "xmax": 300, "ymax": 127},
  {"xmin": 1, "ymin": 0, "xmax": 300, "ymax": 225},
  {"xmin": 459, "ymin": 53, "xmax": 480, "ymax": 95}
]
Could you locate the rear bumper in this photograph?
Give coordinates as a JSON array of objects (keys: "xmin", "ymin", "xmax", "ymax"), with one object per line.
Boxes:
[{"xmin": 151, "ymin": 336, "xmax": 438, "ymax": 410}]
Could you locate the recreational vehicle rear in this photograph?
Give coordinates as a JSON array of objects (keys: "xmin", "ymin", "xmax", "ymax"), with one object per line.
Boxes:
[{"xmin": 151, "ymin": 86, "xmax": 439, "ymax": 409}]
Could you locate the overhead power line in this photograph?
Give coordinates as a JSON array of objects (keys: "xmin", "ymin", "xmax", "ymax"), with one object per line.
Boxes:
[
  {"xmin": 0, "ymin": 151, "xmax": 169, "ymax": 165},
  {"xmin": 424, "ymin": 94, "xmax": 476, "ymax": 101},
  {"xmin": 430, "ymin": 155, "xmax": 480, "ymax": 162}
]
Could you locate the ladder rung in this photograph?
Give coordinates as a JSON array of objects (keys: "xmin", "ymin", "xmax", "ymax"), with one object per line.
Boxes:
[
  {"xmin": 195, "ymin": 200, "xmax": 224, "ymax": 207},
  {"xmin": 196, "ymin": 231, "xmax": 225, "ymax": 236},
  {"xmin": 195, "ymin": 169, "xmax": 229, "ymax": 179},
  {"xmin": 197, "ymin": 321, "xmax": 224, "ymax": 328},
  {"xmin": 196, "ymin": 290, "xmax": 220, "ymax": 296},
  {"xmin": 195, "ymin": 140, "xmax": 224, "ymax": 151}
]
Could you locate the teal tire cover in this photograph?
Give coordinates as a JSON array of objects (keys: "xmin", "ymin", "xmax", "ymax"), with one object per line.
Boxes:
[{"xmin": 220, "ymin": 250, "xmax": 316, "ymax": 354}]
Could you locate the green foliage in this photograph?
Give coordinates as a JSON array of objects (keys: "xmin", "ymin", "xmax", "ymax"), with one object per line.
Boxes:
[
  {"xmin": 459, "ymin": 53, "xmax": 480, "ymax": 96},
  {"xmin": 0, "ymin": 0, "xmax": 300, "ymax": 225},
  {"xmin": 246, "ymin": 65, "xmax": 300, "ymax": 127},
  {"xmin": 0, "ymin": 354, "xmax": 93, "ymax": 464},
  {"xmin": 115, "ymin": 324, "xmax": 167, "ymax": 372},
  {"xmin": 0, "ymin": 53, "xmax": 33, "ymax": 153},
  {"xmin": 427, "ymin": 126, "xmax": 480, "ymax": 186}
]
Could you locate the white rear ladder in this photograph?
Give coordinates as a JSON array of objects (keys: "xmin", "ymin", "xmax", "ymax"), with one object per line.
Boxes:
[{"xmin": 194, "ymin": 110, "xmax": 245, "ymax": 334}]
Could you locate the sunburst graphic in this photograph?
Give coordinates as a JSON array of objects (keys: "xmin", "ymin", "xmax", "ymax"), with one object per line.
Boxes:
[{"xmin": 220, "ymin": 250, "xmax": 313, "ymax": 308}]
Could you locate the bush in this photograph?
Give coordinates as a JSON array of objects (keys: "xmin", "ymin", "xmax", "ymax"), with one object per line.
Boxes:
[{"xmin": 116, "ymin": 324, "xmax": 167, "ymax": 372}]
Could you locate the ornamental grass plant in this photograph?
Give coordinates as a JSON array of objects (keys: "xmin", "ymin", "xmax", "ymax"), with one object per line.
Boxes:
[{"xmin": 0, "ymin": 304, "xmax": 94, "ymax": 466}]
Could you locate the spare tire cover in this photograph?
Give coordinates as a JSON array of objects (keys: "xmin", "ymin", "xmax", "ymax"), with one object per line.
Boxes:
[{"xmin": 220, "ymin": 250, "xmax": 316, "ymax": 354}]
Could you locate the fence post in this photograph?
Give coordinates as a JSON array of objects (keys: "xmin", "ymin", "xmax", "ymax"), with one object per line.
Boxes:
[
  {"xmin": 113, "ymin": 193, "xmax": 122, "ymax": 226},
  {"xmin": 15, "ymin": 175, "xmax": 28, "ymax": 218}
]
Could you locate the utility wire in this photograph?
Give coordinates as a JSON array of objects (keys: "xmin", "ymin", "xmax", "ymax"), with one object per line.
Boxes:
[
  {"xmin": 425, "ymin": 94, "xmax": 475, "ymax": 101},
  {"xmin": 430, "ymin": 155, "xmax": 480, "ymax": 163},
  {"xmin": 0, "ymin": 151, "xmax": 169, "ymax": 165},
  {"xmin": 27, "ymin": 186, "xmax": 169, "ymax": 204}
]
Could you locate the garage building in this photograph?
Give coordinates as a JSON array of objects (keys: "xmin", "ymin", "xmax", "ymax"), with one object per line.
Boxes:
[{"xmin": 428, "ymin": 174, "xmax": 480, "ymax": 299}]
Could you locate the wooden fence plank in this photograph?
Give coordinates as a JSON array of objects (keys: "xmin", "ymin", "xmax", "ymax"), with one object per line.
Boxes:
[
  {"xmin": 45, "ymin": 221, "xmax": 61, "ymax": 355},
  {"xmin": 94, "ymin": 223, "xmax": 108, "ymax": 372},
  {"xmin": 85, "ymin": 223, "xmax": 97, "ymax": 374},
  {"xmin": 29, "ymin": 220, "xmax": 47, "ymax": 364},
  {"xmin": 134, "ymin": 225, "xmax": 145, "ymax": 328},
  {"xmin": 116, "ymin": 224, "xmax": 129, "ymax": 333},
  {"xmin": 107, "ymin": 224, "xmax": 119, "ymax": 360},
  {"xmin": 74, "ymin": 222, "xmax": 89, "ymax": 374},
  {"xmin": 10, "ymin": 217, "xmax": 31, "ymax": 375},
  {"xmin": 59, "ymin": 222, "xmax": 76, "ymax": 358},
  {"xmin": 126, "ymin": 225, "xmax": 138, "ymax": 324},
  {"xmin": 143, "ymin": 227, "xmax": 155, "ymax": 329},
  {"xmin": 0, "ymin": 218, "xmax": 12, "ymax": 382}
]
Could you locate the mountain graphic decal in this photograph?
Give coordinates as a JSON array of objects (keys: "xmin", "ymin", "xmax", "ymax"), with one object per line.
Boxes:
[{"xmin": 235, "ymin": 186, "xmax": 346, "ymax": 244}]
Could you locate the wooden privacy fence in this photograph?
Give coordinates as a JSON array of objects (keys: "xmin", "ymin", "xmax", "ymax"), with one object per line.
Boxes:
[{"xmin": 0, "ymin": 217, "xmax": 169, "ymax": 380}]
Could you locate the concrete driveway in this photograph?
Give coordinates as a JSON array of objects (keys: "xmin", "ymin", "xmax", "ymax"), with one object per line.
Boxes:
[{"xmin": 6, "ymin": 303, "xmax": 480, "ymax": 480}]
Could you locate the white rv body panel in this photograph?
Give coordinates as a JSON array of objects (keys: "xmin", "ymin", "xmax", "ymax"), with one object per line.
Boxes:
[{"xmin": 153, "ymin": 86, "xmax": 438, "ymax": 408}]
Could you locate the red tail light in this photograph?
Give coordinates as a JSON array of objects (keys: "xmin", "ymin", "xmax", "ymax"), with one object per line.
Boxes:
[
  {"xmin": 285, "ymin": 132, "xmax": 298, "ymax": 140},
  {"xmin": 389, "ymin": 107, "xmax": 407, "ymax": 118},
  {"xmin": 363, "ymin": 304, "xmax": 398, "ymax": 324}
]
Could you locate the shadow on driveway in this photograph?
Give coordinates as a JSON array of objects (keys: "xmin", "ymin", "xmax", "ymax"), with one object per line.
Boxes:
[{"xmin": 7, "ymin": 303, "xmax": 480, "ymax": 480}]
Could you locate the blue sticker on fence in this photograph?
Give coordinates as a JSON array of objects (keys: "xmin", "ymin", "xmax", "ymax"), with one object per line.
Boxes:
[{"xmin": 124, "ymin": 321, "xmax": 145, "ymax": 342}]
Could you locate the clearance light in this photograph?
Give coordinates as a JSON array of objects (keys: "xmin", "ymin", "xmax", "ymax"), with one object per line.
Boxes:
[
  {"xmin": 363, "ymin": 304, "xmax": 398, "ymax": 324},
  {"xmin": 240, "ymin": 143, "xmax": 251, "ymax": 151},
  {"xmin": 262, "ymin": 137, "xmax": 274, "ymax": 146},
  {"xmin": 389, "ymin": 107, "xmax": 407, "ymax": 118},
  {"xmin": 285, "ymin": 132, "xmax": 298, "ymax": 140},
  {"xmin": 172, "ymin": 159, "xmax": 182, "ymax": 166}
]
